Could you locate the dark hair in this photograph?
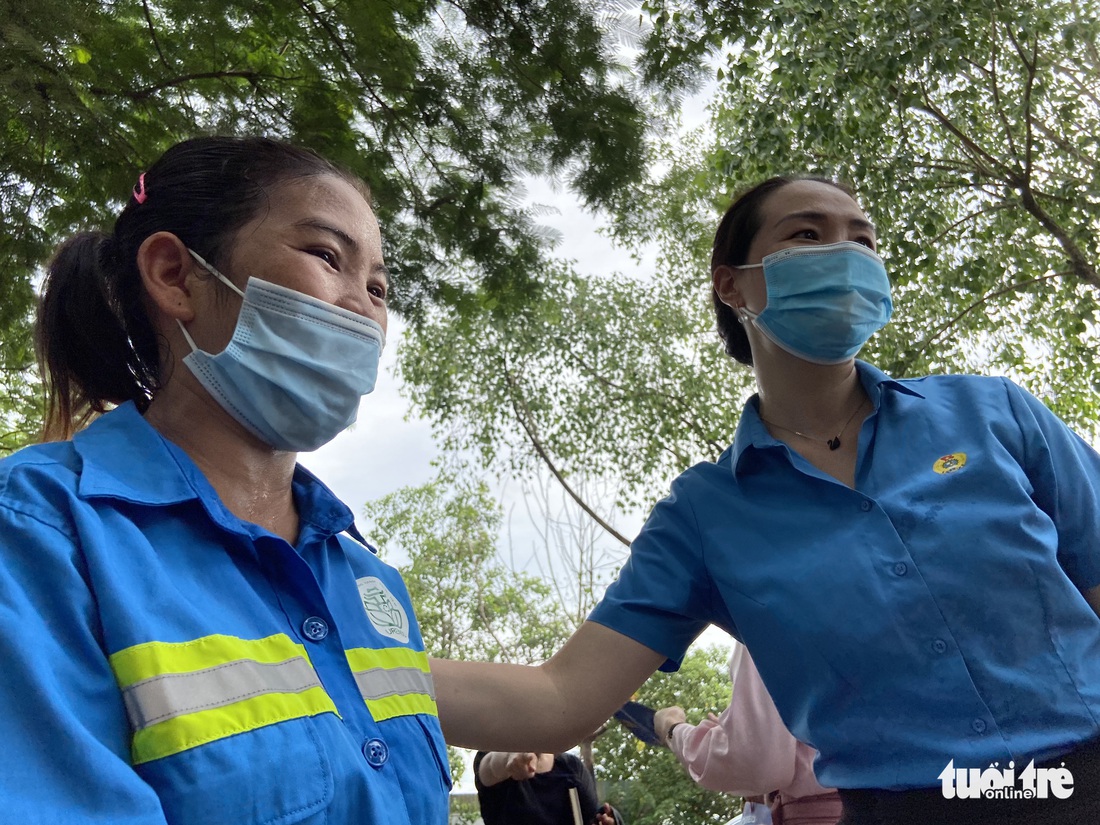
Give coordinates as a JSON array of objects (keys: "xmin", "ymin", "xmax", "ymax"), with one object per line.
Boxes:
[
  {"xmin": 710, "ymin": 176, "xmax": 856, "ymax": 365},
  {"xmin": 36, "ymin": 136, "xmax": 369, "ymax": 440}
]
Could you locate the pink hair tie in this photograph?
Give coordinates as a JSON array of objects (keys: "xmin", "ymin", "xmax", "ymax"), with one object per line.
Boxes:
[{"xmin": 132, "ymin": 172, "xmax": 147, "ymax": 204}]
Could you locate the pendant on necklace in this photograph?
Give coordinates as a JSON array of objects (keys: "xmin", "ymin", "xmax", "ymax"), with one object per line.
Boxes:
[{"xmin": 827, "ymin": 436, "xmax": 841, "ymax": 450}]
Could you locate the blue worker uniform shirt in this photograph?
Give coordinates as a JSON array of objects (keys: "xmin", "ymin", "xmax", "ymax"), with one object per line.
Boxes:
[
  {"xmin": 0, "ymin": 402, "xmax": 450, "ymax": 823},
  {"xmin": 589, "ymin": 361, "xmax": 1100, "ymax": 789}
]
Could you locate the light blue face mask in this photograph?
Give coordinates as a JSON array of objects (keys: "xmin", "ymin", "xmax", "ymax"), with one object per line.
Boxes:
[
  {"xmin": 177, "ymin": 250, "xmax": 385, "ymax": 452},
  {"xmin": 736, "ymin": 241, "xmax": 892, "ymax": 365}
]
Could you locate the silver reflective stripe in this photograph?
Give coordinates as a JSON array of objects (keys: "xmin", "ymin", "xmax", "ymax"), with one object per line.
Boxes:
[
  {"xmin": 352, "ymin": 666, "xmax": 437, "ymax": 702},
  {"xmin": 121, "ymin": 657, "xmax": 323, "ymax": 729}
]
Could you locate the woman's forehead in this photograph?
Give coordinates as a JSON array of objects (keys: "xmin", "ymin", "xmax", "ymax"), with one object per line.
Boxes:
[
  {"xmin": 762, "ymin": 180, "xmax": 869, "ymax": 226},
  {"xmin": 241, "ymin": 175, "xmax": 380, "ymax": 243}
]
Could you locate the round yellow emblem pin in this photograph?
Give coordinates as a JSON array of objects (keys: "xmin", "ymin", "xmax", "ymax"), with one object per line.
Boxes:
[{"xmin": 933, "ymin": 453, "xmax": 967, "ymax": 474}]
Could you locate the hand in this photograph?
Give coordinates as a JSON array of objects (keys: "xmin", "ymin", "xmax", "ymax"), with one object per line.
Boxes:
[
  {"xmin": 505, "ymin": 752, "xmax": 541, "ymax": 781},
  {"xmin": 653, "ymin": 705, "xmax": 688, "ymax": 744},
  {"xmin": 591, "ymin": 802, "xmax": 617, "ymax": 825}
]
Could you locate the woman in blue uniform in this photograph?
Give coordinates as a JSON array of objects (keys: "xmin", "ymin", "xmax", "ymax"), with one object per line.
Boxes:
[
  {"xmin": 433, "ymin": 177, "xmax": 1100, "ymax": 824},
  {"xmin": 0, "ymin": 136, "xmax": 450, "ymax": 823}
]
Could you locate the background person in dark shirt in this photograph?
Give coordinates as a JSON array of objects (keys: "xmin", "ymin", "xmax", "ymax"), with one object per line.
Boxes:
[{"xmin": 474, "ymin": 751, "xmax": 622, "ymax": 825}]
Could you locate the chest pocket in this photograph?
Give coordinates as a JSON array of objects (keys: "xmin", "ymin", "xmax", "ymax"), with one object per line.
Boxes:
[
  {"xmin": 345, "ymin": 644, "xmax": 453, "ymax": 807},
  {"xmin": 111, "ymin": 633, "xmax": 338, "ymax": 824}
]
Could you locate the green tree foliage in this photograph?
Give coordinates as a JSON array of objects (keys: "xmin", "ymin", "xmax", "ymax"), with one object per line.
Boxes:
[
  {"xmin": 401, "ymin": 0, "xmax": 1100, "ymax": 515},
  {"xmin": 597, "ymin": 646, "xmax": 741, "ymax": 825},
  {"xmin": 0, "ymin": 0, "xmax": 650, "ymax": 451},
  {"xmin": 363, "ymin": 473, "xmax": 571, "ymax": 665},
  {"xmin": 400, "ymin": 261, "xmax": 754, "ymax": 509}
]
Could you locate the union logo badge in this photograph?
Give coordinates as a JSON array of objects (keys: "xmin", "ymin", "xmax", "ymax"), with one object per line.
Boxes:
[
  {"xmin": 933, "ymin": 453, "xmax": 967, "ymax": 474},
  {"xmin": 356, "ymin": 576, "xmax": 410, "ymax": 643}
]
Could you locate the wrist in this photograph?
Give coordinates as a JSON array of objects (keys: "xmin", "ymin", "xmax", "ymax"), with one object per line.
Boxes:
[{"xmin": 665, "ymin": 722, "xmax": 683, "ymax": 746}]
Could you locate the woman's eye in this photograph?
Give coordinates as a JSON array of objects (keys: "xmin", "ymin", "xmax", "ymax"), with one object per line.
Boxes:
[
  {"xmin": 856, "ymin": 237, "xmax": 876, "ymax": 250},
  {"xmin": 368, "ymin": 283, "xmax": 388, "ymax": 301},
  {"xmin": 793, "ymin": 229, "xmax": 818, "ymax": 240},
  {"xmin": 309, "ymin": 248, "xmax": 338, "ymax": 267}
]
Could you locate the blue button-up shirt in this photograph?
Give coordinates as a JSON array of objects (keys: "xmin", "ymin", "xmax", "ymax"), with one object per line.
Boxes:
[
  {"xmin": 590, "ymin": 362, "xmax": 1100, "ymax": 789},
  {"xmin": 0, "ymin": 403, "xmax": 450, "ymax": 823}
]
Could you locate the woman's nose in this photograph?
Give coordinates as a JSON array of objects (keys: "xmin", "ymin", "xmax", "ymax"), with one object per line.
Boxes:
[{"xmin": 337, "ymin": 289, "xmax": 386, "ymax": 332}]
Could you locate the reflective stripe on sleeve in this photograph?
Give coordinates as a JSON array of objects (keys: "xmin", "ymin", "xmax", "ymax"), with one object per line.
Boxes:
[
  {"xmin": 345, "ymin": 646, "xmax": 438, "ymax": 721},
  {"xmin": 109, "ymin": 633, "xmax": 338, "ymax": 765}
]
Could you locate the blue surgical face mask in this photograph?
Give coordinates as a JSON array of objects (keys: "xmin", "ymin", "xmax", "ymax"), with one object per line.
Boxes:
[
  {"xmin": 177, "ymin": 250, "xmax": 385, "ymax": 452},
  {"xmin": 735, "ymin": 241, "xmax": 892, "ymax": 365}
]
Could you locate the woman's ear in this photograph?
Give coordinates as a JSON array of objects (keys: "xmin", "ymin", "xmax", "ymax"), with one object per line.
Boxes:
[
  {"xmin": 712, "ymin": 265, "xmax": 744, "ymax": 311},
  {"xmin": 136, "ymin": 232, "xmax": 197, "ymax": 323}
]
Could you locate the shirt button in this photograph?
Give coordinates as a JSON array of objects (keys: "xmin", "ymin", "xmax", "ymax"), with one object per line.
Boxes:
[
  {"xmin": 931, "ymin": 639, "xmax": 947, "ymax": 654},
  {"xmin": 893, "ymin": 562, "xmax": 908, "ymax": 576},
  {"xmin": 972, "ymin": 719, "xmax": 987, "ymax": 733},
  {"xmin": 860, "ymin": 500, "xmax": 872, "ymax": 512},
  {"xmin": 363, "ymin": 737, "xmax": 389, "ymax": 768},
  {"xmin": 302, "ymin": 616, "xmax": 329, "ymax": 642}
]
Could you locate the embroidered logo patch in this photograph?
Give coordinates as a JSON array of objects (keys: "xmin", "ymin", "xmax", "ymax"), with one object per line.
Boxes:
[
  {"xmin": 933, "ymin": 453, "xmax": 967, "ymax": 475},
  {"xmin": 356, "ymin": 576, "xmax": 410, "ymax": 643}
]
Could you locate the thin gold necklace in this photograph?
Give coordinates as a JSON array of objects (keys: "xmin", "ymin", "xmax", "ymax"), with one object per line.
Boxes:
[{"xmin": 760, "ymin": 397, "xmax": 867, "ymax": 451}]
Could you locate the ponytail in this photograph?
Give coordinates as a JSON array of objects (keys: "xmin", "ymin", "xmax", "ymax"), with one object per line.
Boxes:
[{"xmin": 36, "ymin": 232, "xmax": 160, "ymax": 440}]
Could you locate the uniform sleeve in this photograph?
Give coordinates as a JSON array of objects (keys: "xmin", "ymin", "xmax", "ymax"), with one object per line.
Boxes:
[
  {"xmin": 0, "ymin": 493, "xmax": 167, "ymax": 823},
  {"xmin": 587, "ymin": 474, "xmax": 715, "ymax": 671},
  {"xmin": 1004, "ymin": 380, "xmax": 1100, "ymax": 590}
]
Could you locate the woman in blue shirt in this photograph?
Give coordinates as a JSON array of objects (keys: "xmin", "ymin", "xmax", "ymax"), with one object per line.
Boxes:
[
  {"xmin": 0, "ymin": 136, "xmax": 450, "ymax": 823},
  {"xmin": 434, "ymin": 177, "xmax": 1100, "ymax": 824}
]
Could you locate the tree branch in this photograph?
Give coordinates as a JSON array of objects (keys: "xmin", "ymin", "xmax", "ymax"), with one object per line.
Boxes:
[
  {"xmin": 561, "ymin": 348, "xmax": 726, "ymax": 455},
  {"xmin": 905, "ymin": 270, "xmax": 1068, "ymax": 370},
  {"xmin": 1004, "ymin": 24, "xmax": 1039, "ymax": 185},
  {"xmin": 472, "ymin": 553, "xmax": 516, "ymax": 663},
  {"xmin": 986, "ymin": 16, "xmax": 1022, "ymax": 165},
  {"xmin": 930, "ymin": 202, "xmax": 1015, "ymax": 245},
  {"xmin": 1030, "ymin": 118, "xmax": 1100, "ymax": 173},
  {"xmin": 141, "ymin": 0, "xmax": 172, "ymax": 74},
  {"xmin": 911, "ymin": 88, "xmax": 1015, "ymax": 181},
  {"xmin": 503, "ymin": 364, "xmax": 631, "ymax": 547},
  {"xmin": 88, "ymin": 70, "xmax": 278, "ymax": 100},
  {"xmin": 1049, "ymin": 59, "xmax": 1100, "ymax": 109},
  {"xmin": 1016, "ymin": 188, "xmax": 1099, "ymax": 286}
]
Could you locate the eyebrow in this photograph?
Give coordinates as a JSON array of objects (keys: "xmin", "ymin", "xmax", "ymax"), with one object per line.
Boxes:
[
  {"xmin": 296, "ymin": 220, "xmax": 391, "ymax": 283},
  {"xmin": 775, "ymin": 210, "xmax": 877, "ymax": 235}
]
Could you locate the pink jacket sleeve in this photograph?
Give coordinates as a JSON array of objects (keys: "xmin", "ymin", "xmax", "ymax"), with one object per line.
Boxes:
[{"xmin": 669, "ymin": 644, "xmax": 832, "ymax": 798}]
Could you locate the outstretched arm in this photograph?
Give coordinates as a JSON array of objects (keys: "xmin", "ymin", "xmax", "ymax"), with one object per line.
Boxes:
[
  {"xmin": 476, "ymin": 751, "xmax": 542, "ymax": 786},
  {"xmin": 432, "ymin": 621, "xmax": 666, "ymax": 753}
]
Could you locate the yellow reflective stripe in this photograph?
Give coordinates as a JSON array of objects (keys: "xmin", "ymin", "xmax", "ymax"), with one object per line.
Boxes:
[
  {"xmin": 109, "ymin": 634, "xmax": 338, "ymax": 765},
  {"xmin": 345, "ymin": 646, "xmax": 437, "ymax": 721},
  {"xmin": 366, "ymin": 691, "xmax": 439, "ymax": 722},
  {"xmin": 131, "ymin": 686, "xmax": 337, "ymax": 764},
  {"xmin": 111, "ymin": 633, "xmax": 310, "ymax": 687},
  {"xmin": 345, "ymin": 645, "xmax": 429, "ymax": 674}
]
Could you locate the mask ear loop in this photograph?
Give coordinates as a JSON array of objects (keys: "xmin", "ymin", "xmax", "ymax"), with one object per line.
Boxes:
[
  {"xmin": 731, "ymin": 261, "xmax": 763, "ymax": 325},
  {"xmin": 187, "ymin": 249, "xmax": 246, "ymax": 298},
  {"xmin": 175, "ymin": 318, "xmax": 200, "ymax": 353},
  {"xmin": 177, "ymin": 248, "xmax": 247, "ymax": 354}
]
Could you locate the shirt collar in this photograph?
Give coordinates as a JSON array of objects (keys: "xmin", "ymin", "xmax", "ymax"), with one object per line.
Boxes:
[
  {"xmin": 74, "ymin": 402, "xmax": 202, "ymax": 505},
  {"xmin": 729, "ymin": 360, "xmax": 924, "ymax": 476},
  {"xmin": 74, "ymin": 402, "xmax": 356, "ymax": 538}
]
